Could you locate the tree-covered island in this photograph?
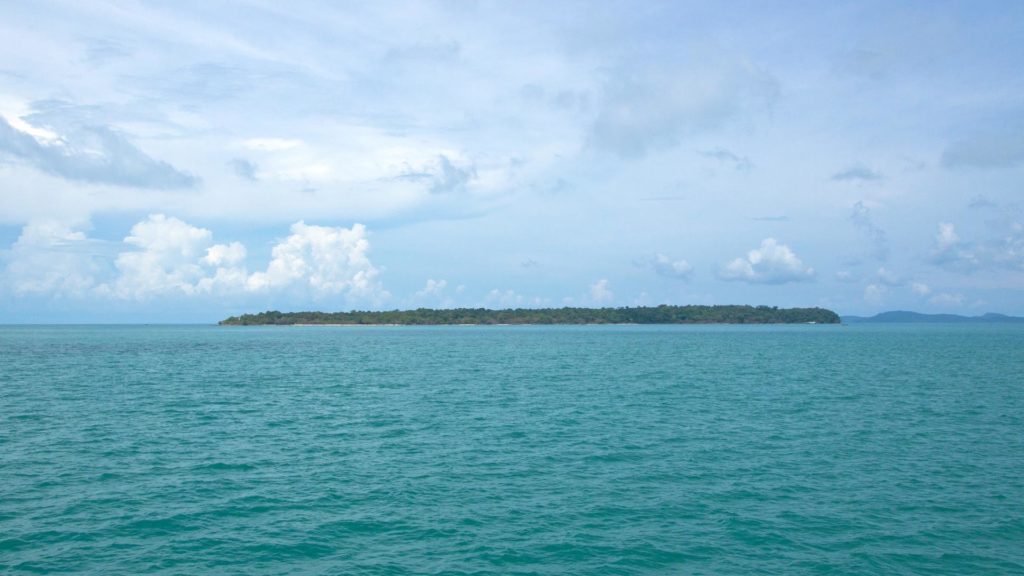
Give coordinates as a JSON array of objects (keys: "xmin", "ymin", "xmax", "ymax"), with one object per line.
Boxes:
[{"xmin": 219, "ymin": 305, "xmax": 840, "ymax": 325}]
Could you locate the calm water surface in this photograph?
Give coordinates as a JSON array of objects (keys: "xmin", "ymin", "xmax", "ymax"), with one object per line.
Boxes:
[{"xmin": 1, "ymin": 324, "xmax": 1022, "ymax": 574}]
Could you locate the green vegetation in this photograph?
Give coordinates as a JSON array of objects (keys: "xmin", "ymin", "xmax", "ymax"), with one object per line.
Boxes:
[{"xmin": 220, "ymin": 305, "xmax": 840, "ymax": 326}]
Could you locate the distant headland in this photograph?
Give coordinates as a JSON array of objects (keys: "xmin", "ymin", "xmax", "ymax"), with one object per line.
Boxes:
[
  {"xmin": 219, "ymin": 305, "xmax": 841, "ymax": 326},
  {"xmin": 842, "ymin": 311, "xmax": 1024, "ymax": 323}
]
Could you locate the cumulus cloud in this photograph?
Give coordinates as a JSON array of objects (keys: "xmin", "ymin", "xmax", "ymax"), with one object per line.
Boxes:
[
  {"xmin": 0, "ymin": 113, "xmax": 197, "ymax": 189},
  {"xmin": 415, "ymin": 278, "xmax": 447, "ymax": 298},
  {"xmin": 3, "ymin": 215, "xmax": 387, "ymax": 304},
  {"xmin": 911, "ymin": 282, "xmax": 931, "ymax": 296},
  {"xmin": 719, "ymin": 238, "xmax": 814, "ymax": 284},
  {"xmin": 941, "ymin": 134, "xmax": 1024, "ymax": 169},
  {"xmin": 648, "ymin": 254, "xmax": 693, "ymax": 280},
  {"xmin": 850, "ymin": 201, "xmax": 889, "ymax": 260},
  {"xmin": 589, "ymin": 278, "xmax": 613, "ymax": 303},
  {"xmin": 929, "ymin": 222, "xmax": 982, "ymax": 271},
  {"xmin": 246, "ymin": 222, "xmax": 385, "ymax": 301},
  {"xmin": 413, "ymin": 278, "xmax": 455, "ymax": 307},
  {"xmin": 111, "ymin": 215, "xmax": 219, "ymax": 299},
  {"xmin": 486, "ymin": 289, "xmax": 519, "ymax": 307},
  {"xmin": 2, "ymin": 220, "xmax": 103, "ymax": 296},
  {"xmin": 832, "ymin": 164, "xmax": 882, "ymax": 181}
]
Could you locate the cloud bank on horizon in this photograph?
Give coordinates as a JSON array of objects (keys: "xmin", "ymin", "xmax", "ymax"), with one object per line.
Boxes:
[{"xmin": 0, "ymin": 1, "xmax": 1022, "ymax": 321}]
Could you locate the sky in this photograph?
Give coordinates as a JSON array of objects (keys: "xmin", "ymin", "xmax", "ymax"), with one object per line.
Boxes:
[{"xmin": 1, "ymin": 1, "xmax": 1022, "ymax": 322}]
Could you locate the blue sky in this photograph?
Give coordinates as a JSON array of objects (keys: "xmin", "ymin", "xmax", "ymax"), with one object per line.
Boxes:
[{"xmin": 1, "ymin": 1, "xmax": 1022, "ymax": 322}]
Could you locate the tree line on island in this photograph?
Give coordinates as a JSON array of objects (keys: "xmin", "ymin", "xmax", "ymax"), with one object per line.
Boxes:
[{"xmin": 219, "ymin": 305, "xmax": 841, "ymax": 325}]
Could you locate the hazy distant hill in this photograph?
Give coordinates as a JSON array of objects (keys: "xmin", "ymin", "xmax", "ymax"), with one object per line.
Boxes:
[{"xmin": 843, "ymin": 311, "xmax": 1024, "ymax": 323}]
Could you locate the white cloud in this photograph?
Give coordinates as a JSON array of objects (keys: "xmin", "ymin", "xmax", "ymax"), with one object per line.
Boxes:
[
  {"xmin": 246, "ymin": 222, "xmax": 386, "ymax": 302},
  {"xmin": 650, "ymin": 254, "xmax": 693, "ymax": 280},
  {"xmin": 111, "ymin": 214, "xmax": 216, "ymax": 299},
  {"xmin": 719, "ymin": 238, "xmax": 814, "ymax": 284},
  {"xmin": 929, "ymin": 222, "xmax": 981, "ymax": 271},
  {"xmin": 930, "ymin": 292, "xmax": 965, "ymax": 307},
  {"xmin": 415, "ymin": 278, "xmax": 447, "ymax": 298},
  {"xmin": 243, "ymin": 138, "xmax": 303, "ymax": 151},
  {"xmin": 2, "ymin": 220, "xmax": 100, "ymax": 296},
  {"xmin": 589, "ymin": 278, "xmax": 613, "ymax": 303},
  {"xmin": 3, "ymin": 215, "xmax": 387, "ymax": 304},
  {"xmin": 485, "ymin": 288, "xmax": 525, "ymax": 308},
  {"xmin": 413, "ymin": 278, "xmax": 455, "ymax": 307},
  {"xmin": 911, "ymin": 282, "xmax": 932, "ymax": 296},
  {"xmin": 864, "ymin": 283, "xmax": 887, "ymax": 303},
  {"xmin": 834, "ymin": 270, "xmax": 858, "ymax": 283},
  {"xmin": 876, "ymin": 267, "xmax": 902, "ymax": 286},
  {"xmin": 935, "ymin": 222, "xmax": 959, "ymax": 251},
  {"xmin": 203, "ymin": 242, "xmax": 247, "ymax": 267}
]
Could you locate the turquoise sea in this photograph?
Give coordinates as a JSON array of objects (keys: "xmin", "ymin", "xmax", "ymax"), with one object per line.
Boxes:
[{"xmin": 1, "ymin": 324, "xmax": 1022, "ymax": 574}]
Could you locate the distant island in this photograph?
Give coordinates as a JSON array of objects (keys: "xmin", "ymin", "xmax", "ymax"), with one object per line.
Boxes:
[
  {"xmin": 842, "ymin": 311, "xmax": 1024, "ymax": 323},
  {"xmin": 220, "ymin": 305, "xmax": 841, "ymax": 326}
]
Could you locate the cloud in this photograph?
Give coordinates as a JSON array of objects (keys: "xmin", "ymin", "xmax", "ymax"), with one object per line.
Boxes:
[
  {"xmin": 430, "ymin": 155, "xmax": 476, "ymax": 194},
  {"xmin": 875, "ymin": 267, "xmax": 903, "ymax": 286},
  {"xmin": 928, "ymin": 222, "xmax": 982, "ymax": 272},
  {"xmin": 864, "ymin": 283, "xmax": 887, "ymax": 303},
  {"xmin": 0, "ymin": 112, "xmax": 197, "ymax": 189},
  {"xmin": 719, "ymin": 238, "xmax": 814, "ymax": 284},
  {"xmin": 2, "ymin": 220, "xmax": 103, "ymax": 296},
  {"xmin": 411, "ymin": 278, "xmax": 454, "ymax": 307},
  {"xmin": 929, "ymin": 292, "xmax": 965, "ymax": 307},
  {"xmin": 3, "ymin": 215, "xmax": 387, "ymax": 304},
  {"xmin": 415, "ymin": 278, "xmax": 447, "ymax": 298},
  {"xmin": 849, "ymin": 201, "xmax": 889, "ymax": 260},
  {"xmin": 111, "ymin": 215, "xmax": 219, "ymax": 299},
  {"xmin": 911, "ymin": 282, "xmax": 931, "ymax": 296},
  {"xmin": 648, "ymin": 254, "xmax": 693, "ymax": 280},
  {"xmin": 203, "ymin": 241, "xmax": 246, "ymax": 267},
  {"xmin": 589, "ymin": 279, "xmax": 613, "ymax": 303},
  {"xmin": 835, "ymin": 270, "xmax": 858, "ymax": 283},
  {"xmin": 395, "ymin": 154, "xmax": 477, "ymax": 195},
  {"xmin": 589, "ymin": 60, "xmax": 777, "ymax": 158},
  {"xmin": 699, "ymin": 147, "xmax": 752, "ymax": 171},
  {"xmin": 246, "ymin": 222, "xmax": 386, "ymax": 302},
  {"xmin": 832, "ymin": 164, "xmax": 883, "ymax": 181},
  {"xmin": 941, "ymin": 134, "xmax": 1024, "ymax": 169},
  {"xmin": 481, "ymin": 289, "xmax": 524, "ymax": 307},
  {"xmin": 998, "ymin": 221, "xmax": 1024, "ymax": 270},
  {"xmin": 243, "ymin": 138, "xmax": 303, "ymax": 151},
  {"xmin": 229, "ymin": 158, "xmax": 258, "ymax": 181}
]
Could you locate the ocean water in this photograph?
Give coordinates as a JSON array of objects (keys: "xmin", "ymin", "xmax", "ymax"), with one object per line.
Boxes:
[{"xmin": 1, "ymin": 324, "xmax": 1022, "ymax": 575}]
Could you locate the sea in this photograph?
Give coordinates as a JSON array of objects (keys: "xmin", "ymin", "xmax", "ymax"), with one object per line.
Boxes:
[{"xmin": 1, "ymin": 323, "xmax": 1022, "ymax": 574}]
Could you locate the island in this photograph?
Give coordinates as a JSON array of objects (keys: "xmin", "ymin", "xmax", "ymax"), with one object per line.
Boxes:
[
  {"xmin": 219, "ymin": 305, "xmax": 841, "ymax": 326},
  {"xmin": 842, "ymin": 311, "xmax": 1024, "ymax": 323}
]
